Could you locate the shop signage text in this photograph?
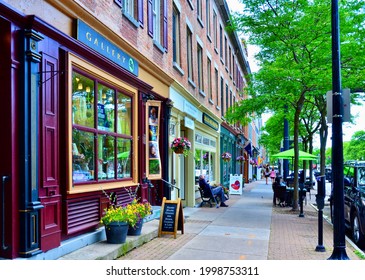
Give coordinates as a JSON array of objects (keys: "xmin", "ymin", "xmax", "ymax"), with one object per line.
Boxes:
[
  {"xmin": 76, "ymin": 20, "xmax": 139, "ymax": 76},
  {"xmin": 202, "ymin": 113, "xmax": 219, "ymax": 131}
]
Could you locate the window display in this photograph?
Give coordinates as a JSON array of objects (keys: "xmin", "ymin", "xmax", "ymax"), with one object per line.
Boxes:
[
  {"xmin": 146, "ymin": 101, "xmax": 162, "ymax": 179},
  {"xmin": 72, "ymin": 70, "xmax": 132, "ymax": 184}
]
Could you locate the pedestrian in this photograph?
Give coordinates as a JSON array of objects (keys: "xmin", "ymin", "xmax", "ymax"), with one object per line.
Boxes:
[
  {"xmin": 265, "ymin": 165, "xmax": 270, "ymax": 184},
  {"xmin": 270, "ymin": 167, "xmax": 276, "ymax": 184}
]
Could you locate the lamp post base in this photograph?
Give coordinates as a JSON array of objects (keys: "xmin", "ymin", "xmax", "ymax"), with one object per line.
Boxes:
[
  {"xmin": 315, "ymin": 245, "xmax": 326, "ymax": 252},
  {"xmin": 328, "ymin": 248, "xmax": 349, "ymax": 260}
]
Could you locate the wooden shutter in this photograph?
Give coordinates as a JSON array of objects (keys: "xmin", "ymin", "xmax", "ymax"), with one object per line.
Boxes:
[
  {"xmin": 138, "ymin": 0, "xmax": 144, "ymax": 27},
  {"xmin": 163, "ymin": 0, "xmax": 168, "ymax": 50},
  {"xmin": 147, "ymin": 0, "xmax": 153, "ymax": 37}
]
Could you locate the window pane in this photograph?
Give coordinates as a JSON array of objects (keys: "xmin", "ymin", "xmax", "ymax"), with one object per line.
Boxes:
[
  {"xmin": 98, "ymin": 135, "xmax": 115, "ymax": 180},
  {"xmin": 72, "ymin": 130, "xmax": 95, "ymax": 182},
  {"xmin": 117, "ymin": 92, "xmax": 132, "ymax": 135},
  {"xmin": 117, "ymin": 138, "xmax": 132, "ymax": 178},
  {"xmin": 195, "ymin": 149, "xmax": 202, "ymax": 183},
  {"xmin": 98, "ymin": 84, "xmax": 115, "ymax": 132},
  {"xmin": 72, "ymin": 72, "xmax": 95, "ymax": 128}
]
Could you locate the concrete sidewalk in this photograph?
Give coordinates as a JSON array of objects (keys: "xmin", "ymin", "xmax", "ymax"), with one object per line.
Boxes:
[{"xmin": 59, "ymin": 179, "xmax": 365, "ymax": 260}]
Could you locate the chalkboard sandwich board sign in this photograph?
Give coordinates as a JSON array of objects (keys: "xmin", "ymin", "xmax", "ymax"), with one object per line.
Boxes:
[{"xmin": 158, "ymin": 197, "xmax": 184, "ymax": 238}]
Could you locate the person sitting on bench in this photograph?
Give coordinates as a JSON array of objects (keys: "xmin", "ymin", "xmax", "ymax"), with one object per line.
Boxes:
[{"xmin": 199, "ymin": 174, "xmax": 228, "ymax": 207}]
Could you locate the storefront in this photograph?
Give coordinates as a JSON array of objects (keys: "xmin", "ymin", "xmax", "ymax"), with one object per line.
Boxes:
[
  {"xmin": 169, "ymin": 86, "xmax": 221, "ymax": 207},
  {"xmin": 0, "ymin": 3, "xmax": 171, "ymax": 259},
  {"xmin": 220, "ymin": 125, "xmax": 237, "ymax": 189}
]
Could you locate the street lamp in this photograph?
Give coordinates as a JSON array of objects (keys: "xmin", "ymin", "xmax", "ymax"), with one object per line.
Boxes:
[{"xmin": 328, "ymin": 0, "xmax": 349, "ymax": 260}]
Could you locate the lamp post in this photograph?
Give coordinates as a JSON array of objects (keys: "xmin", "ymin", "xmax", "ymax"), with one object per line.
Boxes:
[
  {"xmin": 283, "ymin": 112, "xmax": 289, "ymax": 180},
  {"xmin": 328, "ymin": 0, "xmax": 349, "ymax": 260}
]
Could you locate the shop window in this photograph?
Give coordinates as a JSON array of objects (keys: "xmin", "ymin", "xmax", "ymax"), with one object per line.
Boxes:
[
  {"xmin": 72, "ymin": 70, "xmax": 132, "ymax": 184},
  {"xmin": 195, "ymin": 133, "xmax": 202, "ymax": 143},
  {"xmin": 169, "ymin": 122, "xmax": 176, "ymax": 137},
  {"xmin": 195, "ymin": 149, "xmax": 216, "ymax": 183}
]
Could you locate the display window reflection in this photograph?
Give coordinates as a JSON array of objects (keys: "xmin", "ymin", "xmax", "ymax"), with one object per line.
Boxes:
[
  {"xmin": 195, "ymin": 149, "xmax": 215, "ymax": 183},
  {"xmin": 72, "ymin": 70, "xmax": 133, "ymax": 184}
]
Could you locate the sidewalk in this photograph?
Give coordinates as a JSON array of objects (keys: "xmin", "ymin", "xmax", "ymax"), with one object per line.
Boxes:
[{"xmin": 58, "ymin": 179, "xmax": 365, "ymax": 260}]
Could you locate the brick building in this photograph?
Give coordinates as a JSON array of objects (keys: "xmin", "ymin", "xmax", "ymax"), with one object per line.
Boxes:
[{"xmin": 0, "ymin": 0, "xmax": 256, "ymax": 259}]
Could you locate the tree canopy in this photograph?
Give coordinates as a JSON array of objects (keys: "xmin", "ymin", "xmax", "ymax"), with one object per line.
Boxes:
[{"xmin": 227, "ymin": 0, "xmax": 365, "ymax": 209}]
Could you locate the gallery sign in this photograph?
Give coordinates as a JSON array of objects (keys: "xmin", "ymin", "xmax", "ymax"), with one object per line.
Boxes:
[{"xmin": 76, "ymin": 20, "xmax": 139, "ymax": 76}]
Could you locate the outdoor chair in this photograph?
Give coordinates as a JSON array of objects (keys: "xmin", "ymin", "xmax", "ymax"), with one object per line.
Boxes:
[{"xmin": 198, "ymin": 186, "xmax": 220, "ymax": 208}]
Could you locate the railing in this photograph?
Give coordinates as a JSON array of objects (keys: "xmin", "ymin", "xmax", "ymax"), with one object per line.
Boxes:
[
  {"xmin": 160, "ymin": 178, "xmax": 180, "ymax": 197},
  {"xmin": 2, "ymin": 175, "xmax": 9, "ymax": 251}
]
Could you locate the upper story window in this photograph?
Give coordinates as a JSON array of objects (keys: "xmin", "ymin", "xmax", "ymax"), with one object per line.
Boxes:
[
  {"xmin": 224, "ymin": 36, "xmax": 228, "ymax": 66},
  {"xmin": 172, "ymin": 4, "xmax": 181, "ymax": 67},
  {"xmin": 206, "ymin": 0, "xmax": 211, "ymax": 38},
  {"xmin": 215, "ymin": 68, "xmax": 219, "ymax": 106},
  {"xmin": 187, "ymin": 26, "xmax": 194, "ymax": 82},
  {"xmin": 219, "ymin": 25, "xmax": 223, "ymax": 60},
  {"xmin": 72, "ymin": 70, "xmax": 133, "ymax": 185},
  {"xmin": 213, "ymin": 10, "xmax": 218, "ymax": 50},
  {"xmin": 197, "ymin": 0, "xmax": 203, "ymax": 26},
  {"xmin": 124, "ymin": 0, "xmax": 134, "ymax": 16},
  {"xmin": 148, "ymin": 0, "xmax": 168, "ymax": 51},
  {"xmin": 207, "ymin": 57, "xmax": 212, "ymax": 100},
  {"xmin": 115, "ymin": 0, "xmax": 143, "ymax": 27},
  {"xmin": 152, "ymin": 0, "xmax": 161, "ymax": 44},
  {"xmin": 220, "ymin": 77, "xmax": 224, "ymax": 116},
  {"xmin": 197, "ymin": 44, "xmax": 204, "ymax": 93}
]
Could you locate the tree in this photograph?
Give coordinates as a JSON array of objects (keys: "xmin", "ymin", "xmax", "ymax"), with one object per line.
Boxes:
[
  {"xmin": 227, "ymin": 0, "xmax": 365, "ymax": 210},
  {"xmin": 344, "ymin": 131, "xmax": 365, "ymax": 161}
]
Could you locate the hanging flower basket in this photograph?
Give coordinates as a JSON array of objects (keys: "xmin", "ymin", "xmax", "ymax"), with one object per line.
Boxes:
[
  {"xmin": 170, "ymin": 137, "xmax": 191, "ymax": 157},
  {"xmin": 221, "ymin": 152, "xmax": 232, "ymax": 162},
  {"xmin": 174, "ymin": 146, "xmax": 185, "ymax": 154},
  {"xmin": 236, "ymin": 156, "xmax": 245, "ymax": 163}
]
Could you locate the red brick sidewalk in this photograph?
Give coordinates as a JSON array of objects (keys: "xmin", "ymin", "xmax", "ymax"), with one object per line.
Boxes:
[{"xmin": 268, "ymin": 204, "xmax": 363, "ymax": 260}]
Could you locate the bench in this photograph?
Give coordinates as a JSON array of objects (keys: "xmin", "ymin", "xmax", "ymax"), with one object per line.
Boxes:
[{"xmin": 198, "ymin": 187, "xmax": 220, "ymax": 208}]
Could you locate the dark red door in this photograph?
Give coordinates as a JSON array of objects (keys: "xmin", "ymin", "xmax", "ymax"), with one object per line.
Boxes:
[{"xmin": 38, "ymin": 41, "xmax": 61, "ymax": 252}]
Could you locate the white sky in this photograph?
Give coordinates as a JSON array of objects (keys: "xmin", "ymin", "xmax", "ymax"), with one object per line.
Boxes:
[{"xmin": 226, "ymin": 0, "xmax": 365, "ymax": 145}]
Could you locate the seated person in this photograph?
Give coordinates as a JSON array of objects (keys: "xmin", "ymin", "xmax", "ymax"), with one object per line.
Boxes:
[
  {"xmin": 272, "ymin": 176, "xmax": 286, "ymax": 207},
  {"xmin": 199, "ymin": 174, "xmax": 228, "ymax": 207}
]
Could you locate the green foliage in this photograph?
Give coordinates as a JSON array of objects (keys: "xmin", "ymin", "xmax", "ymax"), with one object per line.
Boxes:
[
  {"xmin": 227, "ymin": 0, "xmax": 365, "ymax": 155},
  {"xmin": 344, "ymin": 131, "xmax": 365, "ymax": 161}
]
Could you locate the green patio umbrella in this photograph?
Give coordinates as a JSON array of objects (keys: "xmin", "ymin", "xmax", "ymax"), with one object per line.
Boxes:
[
  {"xmin": 108, "ymin": 151, "xmax": 130, "ymax": 160},
  {"xmin": 271, "ymin": 148, "xmax": 317, "ymax": 161}
]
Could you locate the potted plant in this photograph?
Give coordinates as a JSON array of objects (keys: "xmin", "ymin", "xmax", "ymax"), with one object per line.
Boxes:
[
  {"xmin": 101, "ymin": 205, "xmax": 134, "ymax": 244},
  {"xmin": 126, "ymin": 199, "xmax": 152, "ymax": 236},
  {"xmin": 170, "ymin": 137, "xmax": 191, "ymax": 157},
  {"xmin": 221, "ymin": 152, "xmax": 232, "ymax": 162}
]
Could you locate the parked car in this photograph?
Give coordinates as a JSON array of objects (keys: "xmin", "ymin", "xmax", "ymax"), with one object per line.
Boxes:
[
  {"xmin": 330, "ymin": 161, "xmax": 365, "ymax": 248},
  {"xmin": 325, "ymin": 168, "xmax": 332, "ymax": 182}
]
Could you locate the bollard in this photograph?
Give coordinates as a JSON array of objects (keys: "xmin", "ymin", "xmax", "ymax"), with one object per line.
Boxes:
[{"xmin": 315, "ymin": 175, "xmax": 326, "ymax": 252}]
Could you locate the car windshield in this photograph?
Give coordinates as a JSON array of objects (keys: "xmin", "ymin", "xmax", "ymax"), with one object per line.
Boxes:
[{"xmin": 358, "ymin": 167, "xmax": 365, "ymax": 186}]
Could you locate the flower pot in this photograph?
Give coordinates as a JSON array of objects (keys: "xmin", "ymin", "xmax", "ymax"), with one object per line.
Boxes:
[
  {"xmin": 174, "ymin": 146, "xmax": 185, "ymax": 154},
  {"xmin": 127, "ymin": 219, "xmax": 144, "ymax": 236},
  {"xmin": 105, "ymin": 222, "xmax": 128, "ymax": 244}
]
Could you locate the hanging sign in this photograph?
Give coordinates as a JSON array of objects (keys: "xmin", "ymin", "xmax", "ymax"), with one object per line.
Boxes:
[
  {"xmin": 229, "ymin": 174, "xmax": 243, "ymax": 195},
  {"xmin": 158, "ymin": 198, "xmax": 184, "ymax": 239}
]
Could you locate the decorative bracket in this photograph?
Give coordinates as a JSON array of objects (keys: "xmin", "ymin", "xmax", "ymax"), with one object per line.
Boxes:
[{"xmin": 38, "ymin": 70, "xmax": 64, "ymax": 85}]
